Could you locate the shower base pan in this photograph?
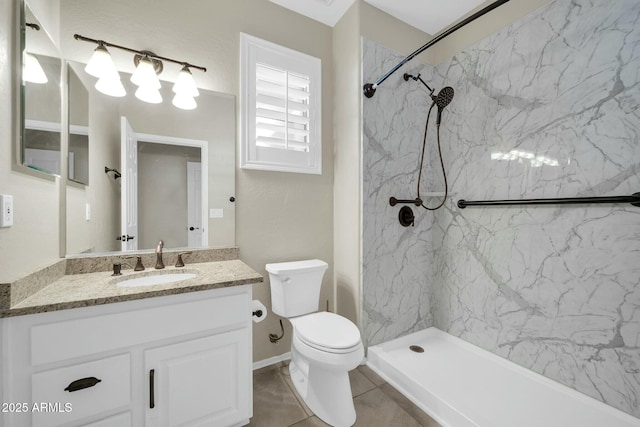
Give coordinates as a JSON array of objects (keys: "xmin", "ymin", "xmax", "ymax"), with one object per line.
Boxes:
[{"xmin": 367, "ymin": 327, "xmax": 638, "ymax": 427}]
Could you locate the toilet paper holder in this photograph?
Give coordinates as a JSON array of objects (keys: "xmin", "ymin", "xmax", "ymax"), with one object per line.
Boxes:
[{"xmin": 251, "ymin": 300, "xmax": 268, "ymax": 324}]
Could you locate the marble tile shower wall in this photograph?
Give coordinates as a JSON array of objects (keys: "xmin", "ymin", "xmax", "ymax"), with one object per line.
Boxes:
[
  {"xmin": 362, "ymin": 0, "xmax": 640, "ymax": 418},
  {"xmin": 362, "ymin": 40, "xmax": 435, "ymax": 348}
]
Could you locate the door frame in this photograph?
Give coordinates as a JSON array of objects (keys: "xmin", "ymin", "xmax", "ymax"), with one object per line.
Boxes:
[{"xmin": 135, "ymin": 132, "xmax": 209, "ymax": 248}]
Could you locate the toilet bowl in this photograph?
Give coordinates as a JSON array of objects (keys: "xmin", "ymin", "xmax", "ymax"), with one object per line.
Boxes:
[
  {"xmin": 289, "ymin": 312, "xmax": 364, "ymax": 427},
  {"xmin": 266, "ymin": 260, "xmax": 364, "ymax": 427}
]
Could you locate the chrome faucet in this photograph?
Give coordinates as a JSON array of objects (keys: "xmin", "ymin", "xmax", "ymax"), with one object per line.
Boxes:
[{"xmin": 155, "ymin": 240, "xmax": 165, "ymax": 269}]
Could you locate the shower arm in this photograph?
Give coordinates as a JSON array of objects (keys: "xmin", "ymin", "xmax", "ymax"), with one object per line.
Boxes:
[
  {"xmin": 363, "ymin": 0, "xmax": 511, "ymax": 98},
  {"xmin": 403, "ymin": 73, "xmax": 434, "ymax": 95}
]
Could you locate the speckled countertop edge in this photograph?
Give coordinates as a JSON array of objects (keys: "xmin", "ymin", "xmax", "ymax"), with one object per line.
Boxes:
[{"xmin": 1, "ymin": 259, "xmax": 263, "ymax": 318}]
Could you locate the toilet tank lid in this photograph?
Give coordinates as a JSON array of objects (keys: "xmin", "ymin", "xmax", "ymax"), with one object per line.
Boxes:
[{"xmin": 265, "ymin": 259, "xmax": 328, "ymax": 275}]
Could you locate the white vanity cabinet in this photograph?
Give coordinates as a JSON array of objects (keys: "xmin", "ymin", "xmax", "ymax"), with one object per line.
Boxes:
[{"xmin": 0, "ymin": 285, "xmax": 253, "ymax": 427}]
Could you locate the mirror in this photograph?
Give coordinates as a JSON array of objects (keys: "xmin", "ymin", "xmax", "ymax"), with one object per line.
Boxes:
[
  {"xmin": 68, "ymin": 64, "xmax": 89, "ymax": 185},
  {"xmin": 65, "ymin": 63, "xmax": 236, "ymax": 256},
  {"xmin": 20, "ymin": 0, "xmax": 237, "ymax": 257},
  {"xmin": 22, "ymin": 5, "xmax": 62, "ymax": 176}
]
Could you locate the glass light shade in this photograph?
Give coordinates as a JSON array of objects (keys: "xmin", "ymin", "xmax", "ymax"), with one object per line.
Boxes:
[
  {"xmin": 95, "ymin": 76, "xmax": 126, "ymax": 97},
  {"xmin": 172, "ymin": 93, "xmax": 197, "ymax": 110},
  {"xmin": 135, "ymin": 85, "xmax": 162, "ymax": 104},
  {"xmin": 84, "ymin": 45, "xmax": 119, "ymax": 80},
  {"xmin": 131, "ymin": 57, "xmax": 161, "ymax": 88},
  {"xmin": 23, "ymin": 53, "xmax": 48, "ymax": 84},
  {"xmin": 172, "ymin": 66, "xmax": 199, "ymax": 97}
]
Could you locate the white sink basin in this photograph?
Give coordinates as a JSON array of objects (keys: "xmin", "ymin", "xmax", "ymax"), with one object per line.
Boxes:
[{"xmin": 116, "ymin": 272, "xmax": 197, "ymax": 288}]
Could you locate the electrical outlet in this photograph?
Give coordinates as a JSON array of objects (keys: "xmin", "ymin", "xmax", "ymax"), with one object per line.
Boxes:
[{"xmin": 0, "ymin": 195, "xmax": 14, "ymax": 227}]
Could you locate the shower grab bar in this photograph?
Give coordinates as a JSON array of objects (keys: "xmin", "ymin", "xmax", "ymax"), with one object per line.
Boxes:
[
  {"xmin": 390, "ymin": 197, "xmax": 423, "ymax": 207},
  {"xmin": 363, "ymin": 0, "xmax": 511, "ymax": 98},
  {"xmin": 457, "ymin": 193, "xmax": 640, "ymax": 209}
]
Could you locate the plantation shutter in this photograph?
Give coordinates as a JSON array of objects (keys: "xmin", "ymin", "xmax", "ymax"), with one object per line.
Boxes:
[{"xmin": 241, "ymin": 34, "xmax": 321, "ymax": 174}]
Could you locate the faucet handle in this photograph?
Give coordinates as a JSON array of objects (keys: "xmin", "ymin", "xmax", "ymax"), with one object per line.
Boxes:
[
  {"xmin": 126, "ymin": 256, "xmax": 145, "ymax": 271},
  {"xmin": 111, "ymin": 262, "xmax": 123, "ymax": 276},
  {"xmin": 175, "ymin": 252, "xmax": 192, "ymax": 268}
]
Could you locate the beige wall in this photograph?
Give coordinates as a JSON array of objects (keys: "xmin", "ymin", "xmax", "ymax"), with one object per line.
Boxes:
[
  {"xmin": 0, "ymin": 0, "xmax": 60, "ymax": 283},
  {"xmin": 359, "ymin": 1, "xmax": 432, "ymax": 61},
  {"xmin": 332, "ymin": 2, "xmax": 362, "ymax": 326}
]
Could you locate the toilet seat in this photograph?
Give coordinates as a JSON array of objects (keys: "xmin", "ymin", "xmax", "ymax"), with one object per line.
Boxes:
[{"xmin": 292, "ymin": 312, "xmax": 362, "ymax": 354}]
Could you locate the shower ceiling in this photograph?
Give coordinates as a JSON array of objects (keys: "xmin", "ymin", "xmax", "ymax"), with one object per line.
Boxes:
[{"xmin": 269, "ymin": 0, "xmax": 486, "ymax": 34}]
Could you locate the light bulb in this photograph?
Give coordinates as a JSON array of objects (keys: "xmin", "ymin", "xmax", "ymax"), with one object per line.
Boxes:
[
  {"xmin": 135, "ymin": 85, "xmax": 162, "ymax": 104},
  {"xmin": 172, "ymin": 66, "xmax": 199, "ymax": 97},
  {"xmin": 85, "ymin": 44, "xmax": 119, "ymax": 80},
  {"xmin": 172, "ymin": 93, "xmax": 197, "ymax": 110},
  {"xmin": 131, "ymin": 57, "xmax": 161, "ymax": 89},
  {"xmin": 23, "ymin": 53, "xmax": 48, "ymax": 84},
  {"xmin": 95, "ymin": 76, "xmax": 126, "ymax": 97}
]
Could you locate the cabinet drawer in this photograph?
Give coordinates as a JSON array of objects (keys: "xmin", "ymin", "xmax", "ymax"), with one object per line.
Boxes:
[
  {"xmin": 31, "ymin": 354, "xmax": 130, "ymax": 427},
  {"xmin": 31, "ymin": 290, "xmax": 249, "ymax": 365}
]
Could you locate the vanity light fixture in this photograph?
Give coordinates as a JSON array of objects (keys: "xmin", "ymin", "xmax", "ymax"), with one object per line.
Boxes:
[
  {"xmin": 84, "ymin": 43, "xmax": 119, "ymax": 79},
  {"xmin": 95, "ymin": 75, "xmax": 126, "ymax": 97},
  {"xmin": 131, "ymin": 53, "xmax": 163, "ymax": 103},
  {"xmin": 23, "ymin": 23, "xmax": 47, "ymax": 84},
  {"xmin": 172, "ymin": 65, "xmax": 199, "ymax": 109},
  {"xmin": 74, "ymin": 33, "xmax": 206, "ymax": 108},
  {"xmin": 23, "ymin": 52, "xmax": 48, "ymax": 84},
  {"xmin": 83, "ymin": 42, "xmax": 127, "ymax": 97}
]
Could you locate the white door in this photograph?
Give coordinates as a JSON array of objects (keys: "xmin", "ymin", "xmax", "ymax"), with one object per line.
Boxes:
[
  {"xmin": 144, "ymin": 331, "xmax": 251, "ymax": 427},
  {"xmin": 121, "ymin": 117, "xmax": 138, "ymax": 251},
  {"xmin": 187, "ymin": 162, "xmax": 203, "ymax": 247}
]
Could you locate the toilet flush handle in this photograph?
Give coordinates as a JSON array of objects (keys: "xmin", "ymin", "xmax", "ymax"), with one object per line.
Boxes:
[{"xmin": 282, "ymin": 277, "xmax": 291, "ymax": 284}]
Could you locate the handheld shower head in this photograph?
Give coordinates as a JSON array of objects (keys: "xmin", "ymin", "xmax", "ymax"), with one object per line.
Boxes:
[{"xmin": 433, "ymin": 86, "xmax": 454, "ymax": 125}]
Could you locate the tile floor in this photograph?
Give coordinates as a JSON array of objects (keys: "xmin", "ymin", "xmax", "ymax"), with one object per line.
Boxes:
[{"xmin": 248, "ymin": 362, "xmax": 441, "ymax": 427}]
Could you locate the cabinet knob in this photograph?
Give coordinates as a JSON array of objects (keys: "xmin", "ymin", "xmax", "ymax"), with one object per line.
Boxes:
[{"xmin": 64, "ymin": 376, "xmax": 102, "ymax": 392}]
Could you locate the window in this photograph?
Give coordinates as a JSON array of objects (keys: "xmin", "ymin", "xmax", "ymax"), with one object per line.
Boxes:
[{"xmin": 240, "ymin": 33, "xmax": 322, "ymax": 174}]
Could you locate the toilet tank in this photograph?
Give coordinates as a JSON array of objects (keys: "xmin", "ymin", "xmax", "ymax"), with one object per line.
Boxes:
[{"xmin": 266, "ymin": 259, "xmax": 328, "ymax": 318}]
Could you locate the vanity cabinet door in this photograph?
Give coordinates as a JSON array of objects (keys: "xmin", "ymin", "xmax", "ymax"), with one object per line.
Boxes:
[{"xmin": 145, "ymin": 329, "xmax": 251, "ymax": 427}]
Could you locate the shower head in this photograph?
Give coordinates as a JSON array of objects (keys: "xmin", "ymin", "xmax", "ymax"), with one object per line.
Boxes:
[
  {"xmin": 433, "ymin": 86, "xmax": 454, "ymax": 125},
  {"xmin": 435, "ymin": 86, "xmax": 454, "ymax": 109}
]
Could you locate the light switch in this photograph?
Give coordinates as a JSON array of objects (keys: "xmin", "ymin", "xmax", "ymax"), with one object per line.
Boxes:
[
  {"xmin": 85, "ymin": 203, "xmax": 91, "ymax": 221},
  {"xmin": 209, "ymin": 208, "xmax": 223, "ymax": 219},
  {"xmin": 0, "ymin": 195, "xmax": 14, "ymax": 227}
]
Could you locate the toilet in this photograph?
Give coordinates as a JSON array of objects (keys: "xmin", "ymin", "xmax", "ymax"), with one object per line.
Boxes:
[{"xmin": 266, "ymin": 259, "xmax": 364, "ymax": 427}]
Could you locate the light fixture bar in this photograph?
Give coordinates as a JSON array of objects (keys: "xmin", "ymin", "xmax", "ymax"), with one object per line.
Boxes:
[{"xmin": 73, "ymin": 34, "xmax": 207, "ymax": 73}]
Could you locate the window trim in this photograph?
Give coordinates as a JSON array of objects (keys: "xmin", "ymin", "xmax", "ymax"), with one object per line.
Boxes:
[{"xmin": 240, "ymin": 33, "xmax": 322, "ymax": 175}]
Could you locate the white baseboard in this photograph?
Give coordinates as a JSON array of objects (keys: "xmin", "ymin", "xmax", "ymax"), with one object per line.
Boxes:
[{"xmin": 253, "ymin": 352, "xmax": 292, "ymax": 371}]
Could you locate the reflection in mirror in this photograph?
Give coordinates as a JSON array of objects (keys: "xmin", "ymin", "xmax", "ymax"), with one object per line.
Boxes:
[
  {"xmin": 23, "ymin": 5, "xmax": 61, "ymax": 175},
  {"xmin": 68, "ymin": 64, "xmax": 89, "ymax": 184},
  {"xmin": 65, "ymin": 62, "xmax": 236, "ymax": 256}
]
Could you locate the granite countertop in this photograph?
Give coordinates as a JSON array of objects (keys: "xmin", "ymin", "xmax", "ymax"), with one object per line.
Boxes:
[{"xmin": 2, "ymin": 259, "xmax": 263, "ymax": 318}]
